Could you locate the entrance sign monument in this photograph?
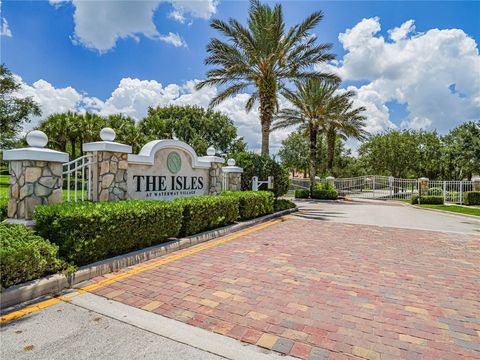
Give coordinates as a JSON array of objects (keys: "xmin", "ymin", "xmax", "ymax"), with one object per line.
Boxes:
[
  {"xmin": 3, "ymin": 128, "xmax": 244, "ymax": 220},
  {"xmin": 127, "ymin": 140, "xmax": 215, "ymax": 200}
]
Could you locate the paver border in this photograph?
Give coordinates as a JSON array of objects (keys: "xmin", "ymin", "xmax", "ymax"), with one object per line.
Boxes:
[{"xmin": 0, "ymin": 207, "xmax": 298, "ymax": 309}]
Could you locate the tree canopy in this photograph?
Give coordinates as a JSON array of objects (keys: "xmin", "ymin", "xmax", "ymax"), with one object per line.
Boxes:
[{"xmin": 0, "ymin": 64, "xmax": 41, "ymax": 149}]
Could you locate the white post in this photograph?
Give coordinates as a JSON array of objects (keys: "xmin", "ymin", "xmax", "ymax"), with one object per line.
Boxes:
[
  {"xmin": 389, "ymin": 176, "xmax": 393, "ymax": 197},
  {"xmin": 252, "ymin": 176, "xmax": 258, "ymax": 191},
  {"xmin": 460, "ymin": 180, "xmax": 463, "ymax": 204},
  {"xmin": 81, "ymin": 156, "xmax": 85, "ymax": 201},
  {"xmin": 267, "ymin": 176, "xmax": 274, "ymax": 190},
  {"xmin": 74, "ymin": 159, "xmax": 78, "ymax": 202},
  {"xmin": 67, "ymin": 162, "xmax": 71, "ymax": 202},
  {"xmin": 443, "ymin": 181, "xmax": 447, "ymax": 204}
]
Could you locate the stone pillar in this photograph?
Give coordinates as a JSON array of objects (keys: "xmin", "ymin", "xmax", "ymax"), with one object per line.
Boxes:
[
  {"xmin": 83, "ymin": 128, "xmax": 132, "ymax": 202},
  {"xmin": 418, "ymin": 177, "xmax": 429, "ymax": 196},
  {"xmin": 473, "ymin": 177, "xmax": 480, "ymax": 191},
  {"xmin": 3, "ymin": 131, "xmax": 68, "ymax": 220},
  {"xmin": 199, "ymin": 146, "xmax": 225, "ymax": 195},
  {"xmin": 222, "ymin": 159, "xmax": 243, "ymax": 192}
]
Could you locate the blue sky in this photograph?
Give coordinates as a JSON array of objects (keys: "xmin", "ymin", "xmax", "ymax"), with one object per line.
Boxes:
[{"xmin": 1, "ymin": 0, "xmax": 479, "ymax": 152}]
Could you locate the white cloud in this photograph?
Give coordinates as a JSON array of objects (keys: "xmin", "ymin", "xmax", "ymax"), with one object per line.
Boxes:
[
  {"xmin": 50, "ymin": 0, "xmax": 217, "ymax": 52},
  {"xmin": 1, "ymin": 17, "xmax": 11, "ymax": 37},
  {"xmin": 318, "ymin": 18, "xmax": 480, "ymax": 135},
  {"xmin": 16, "ymin": 76, "xmax": 281, "ymax": 153},
  {"xmin": 0, "ymin": 0, "xmax": 12, "ymax": 37}
]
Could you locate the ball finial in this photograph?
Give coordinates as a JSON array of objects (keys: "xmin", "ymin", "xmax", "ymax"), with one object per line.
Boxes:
[
  {"xmin": 227, "ymin": 158, "xmax": 236, "ymax": 166},
  {"xmin": 100, "ymin": 127, "xmax": 116, "ymax": 142},
  {"xmin": 206, "ymin": 146, "xmax": 216, "ymax": 156},
  {"xmin": 26, "ymin": 130, "xmax": 48, "ymax": 148}
]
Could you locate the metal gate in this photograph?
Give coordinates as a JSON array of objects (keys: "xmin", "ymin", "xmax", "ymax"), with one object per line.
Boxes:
[
  {"xmin": 290, "ymin": 175, "xmax": 474, "ymax": 204},
  {"xmin": 63, "ymin": 155, "xmax": 94, "ymax": 202}
]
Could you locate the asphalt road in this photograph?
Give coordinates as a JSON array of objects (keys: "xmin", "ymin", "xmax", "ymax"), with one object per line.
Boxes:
[{"xmin": 295, "ymin": 199, "xmax": 480, "ymax": 235}]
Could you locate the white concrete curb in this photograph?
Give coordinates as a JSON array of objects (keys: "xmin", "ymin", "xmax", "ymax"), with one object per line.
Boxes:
[{"xmin": 0, "ymin": 207, "xmax": 298, "ymax": 309}]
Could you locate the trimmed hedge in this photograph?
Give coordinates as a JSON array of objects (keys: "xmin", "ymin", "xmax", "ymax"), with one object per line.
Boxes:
[
  {"xmin": 311, "ymin": 182, "xmax": 338, "ymax": 200},
  {"xmin": 0, "ymin": 223, "xmax": 67, "ymax": 289},
  {"xmin": 411, "ymin": 195, "xmax": 444, "ymax": 205},
  {"xmin": 222, "ymin": 191, "xmax": 274, "ymax": 220},
  {"xmin": 274, "ymin": 199, "xmax": 296, "ymax": 212},
  {"xmin": 295, "ymin": 189, "xmax": 310, "ymax": 199},
  {"xmin": 465, "ymin": 191, "xmax": 480, "ymax": 205},
  {"xmin": 176, "ymin": 196, "xmax": 239, "ymax": 236},
  {"xmin": 34, "ymin": 201, "xmax": 183, "ymax": 266}
]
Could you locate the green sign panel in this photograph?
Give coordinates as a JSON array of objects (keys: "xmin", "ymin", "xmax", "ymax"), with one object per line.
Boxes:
[{"xmin": 167, "ymin": 151, "xmax": 182, "ymax": 174}]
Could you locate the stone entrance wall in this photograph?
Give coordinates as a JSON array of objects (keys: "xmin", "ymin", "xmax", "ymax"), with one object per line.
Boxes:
[
  {"xmin": 92, "ymin": 151, "xmax": 129, "ymax": 202},
  {"xmin": 8, "ymin": 160, "xmax": 63, "ymax": 220},
  {"xmin": 208, "ymin": 162, "xmax": 223, "ymax": 195}
]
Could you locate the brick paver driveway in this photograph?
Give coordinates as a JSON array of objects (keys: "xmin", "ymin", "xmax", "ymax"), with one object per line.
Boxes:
[{"xmin": 90, "ymin": 207, "xmax": 480, "ymax": 360}]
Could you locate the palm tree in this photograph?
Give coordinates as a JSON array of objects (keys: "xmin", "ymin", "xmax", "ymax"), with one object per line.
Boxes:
[
  {"xmin": 196, "ymin": 0, "xmax": 337, "ymax": 156},
  {"xmin": 272, "ymin": 79, "xmax": 338, "ymax": 193},
  {"xmin": 38, "ymin": 113, "xmax": 70, "ymax": 152},
  {"xmin": 325, "ymin": 96, "xmax": 368, "ymax": 171}
]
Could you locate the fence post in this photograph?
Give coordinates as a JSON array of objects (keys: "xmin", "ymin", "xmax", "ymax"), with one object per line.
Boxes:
[
  {"xmin": 389, "ymin": 176, "xmax": 393, "ymax": 197},
  {"xmin": 83, "ymin": 128, "xmax": 132, "ymax": 202},
  {"xmin": 443, "ymin": 181, "xmax": 447, "ymax": 204},
  {"xmin": 252, "ymin": 176, "xmax": 259, "ymax": 191},
  {"xmin": 3, "ymin": 131, "xmax": 68, "ymax": 221},
  {"xmin": 460, "ymin": 180, "xmax": 463, "ymax": 204}
]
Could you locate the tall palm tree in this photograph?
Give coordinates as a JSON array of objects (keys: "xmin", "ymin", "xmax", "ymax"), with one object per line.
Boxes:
[
  {"xmin": 272, "ymin": 79, "xmax": 338, "ymax": 193},
  {"xmin": 38, "ymin": 113, "xmax": 70, "ymax": 152},
  {"xmin": 325, "ymin": 96, "xmax": 368, "ymax": 171},
  {"xmin": 196, "ymin": 0, "xmax": 337, "ymax": 156}
]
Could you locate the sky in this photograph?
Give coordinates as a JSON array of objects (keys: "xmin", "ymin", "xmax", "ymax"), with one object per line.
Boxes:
[{"xmin": 1, "ymin": 0, "xmax": 479, "ymax": 154}]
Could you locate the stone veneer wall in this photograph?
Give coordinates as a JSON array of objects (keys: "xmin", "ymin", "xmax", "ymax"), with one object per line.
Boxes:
[
  {"xmin": 473, "ymin": 180, "xmax": 480, "ymax": 191},
  {"xmin": 93, "ymin": 151, "xmax": 129, "ymax": 201},
  {"xmin": 208, "ymin": 162, "xmax": 223, "ymax": 195},
  {"xmin": 8, "ymin": 160, "xmax": 63, "ymax": 220},
  {"xmin": 226, "ymin": 173, "xmax": 242, "ymax": 191}
]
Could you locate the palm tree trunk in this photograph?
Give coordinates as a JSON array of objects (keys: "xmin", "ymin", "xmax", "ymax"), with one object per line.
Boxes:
[
  {"xmin": 326, "ymin": 128, "xmax": 336, "ymax": 171},
  {"xmin": 259, "ymin": 91, "xmax": 274, "ymax": 157},
  {"xmin": 309, "ymin": 125, "xmax": 318, "ymax": 195}
]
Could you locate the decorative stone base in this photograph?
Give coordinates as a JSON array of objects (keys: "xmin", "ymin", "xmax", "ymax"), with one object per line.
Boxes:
[
  {"xmin": 91, "ymin": 151, "xmax": 128, "ymax": 201},
  {"xmin": 8, "ymin": 160, "xmax": 63, "ymax": 220},
  {"xmin": 208, "ymin": 162, "xmax": 223, "ymax": 195},
  {"xmin": 226, "ymin": 172, "xmax": 241, "ymax": 191}
]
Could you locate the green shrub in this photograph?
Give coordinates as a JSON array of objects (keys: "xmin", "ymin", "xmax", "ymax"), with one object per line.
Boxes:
[
  {"xmin": 274, "ymin": 199, "xmax": 296, "ymax": 212},
  {"xmin": 311, "ymin": 182, "xmax": 338, "ymax": 200},
  {"xmin": 222, "ymin": 191, "xmax": 274, "ymax": 220},
  {"xmin": 233, "ymin": 152, "xmax": 289, "ymax": 198},
  {"xmin": 294, "ymin": 189, "xmax": 309, "ymax": 199},
  {"xmin": 427, "ymin": 187, "xmax": 443, "ymax": 196},
  {"xmin": 0, "ymin": 195, "xmax": 7, "ymax": 222},
  {"xmin": 411, "ymin": 196, "xmax": 444, "ymax": 205},
  {"xmin": 465, "ymin": 191, "xmax": 480, "ymax": 205},
  {"xmin": 34, "ymin": 201, "xmax": 183, "ymax": 266},
  {"xmin": 0, "ymin": 223, "xmax": 67, "ymax": 289},
  {"xmin": 176, "ymin": 196, "xmax": 239, "ymax": 236}
]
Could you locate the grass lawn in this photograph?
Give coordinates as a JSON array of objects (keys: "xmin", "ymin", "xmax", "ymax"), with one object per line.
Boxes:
[{"xmin": 415, "ymin": 204, "xmax": 480, "ymax": 217}]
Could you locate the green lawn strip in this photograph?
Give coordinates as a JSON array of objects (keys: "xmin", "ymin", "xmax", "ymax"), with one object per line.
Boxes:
[{"xmin": 415, "ymin": 204, "xmax": 480, "ymax": 217}]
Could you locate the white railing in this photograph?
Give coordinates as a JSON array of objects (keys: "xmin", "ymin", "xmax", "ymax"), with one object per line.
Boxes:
[
  {"xmin": 63, "ymin": 155, "xmax": 94, "ymax": 202},
  {"xmin": 290, "ymin": 175, "xmax": 475, "ymax": 204}
]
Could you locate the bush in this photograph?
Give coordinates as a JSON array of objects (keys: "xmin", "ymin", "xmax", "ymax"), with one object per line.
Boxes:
[
  {"xmin": 0, "ymin": 195, "xmax": 7, "ymax": 221},
  {"xmin": 233, "ymin": 152, "xmax": 289, "ymax": 198},
  {"xmin": 294, "ymin": 189, "xmax": 310, "ymax": 199},
  {"xmin": 0, "ymin": 223, "xmax": 67, "ymax": 289},
  {"xmin": 222, "ymin": 191, "xmax": 274, "ymax": 220},
  {"xmin": 34, "ymin": 201, "xmax": 183, "ymax": 266},
  {"xmin": 427, "ymin": 187, "xmax": 443, "ymax": 196},
  {"xmin": 176, "ymin": 196, "xmax": 239, "ymax": 236},
  {"xmin": 411, "ymin": 196, "xmax": 444, "ymax": 205},
  {"xmin": 465, "ymin": 191, "xmax": 480, "ymax": 205},
  {"xmin": 311, "ymin": 182, "xmax": 338, "ymax": 200},
  {"xmin": 274, "ymin": 199, "xmax": 296, "ymax": 212}
]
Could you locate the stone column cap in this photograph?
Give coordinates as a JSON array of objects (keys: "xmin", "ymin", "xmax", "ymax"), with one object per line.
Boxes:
[
  {"xmin": 222, "ymin": 166, "xmax": 243, "ymax": 173},
  {"xmin": 3, "ymin": 147, "xmax": 69, "ymax": 162},
  {"xmin": 418, "ymin": 177, "xmax": 429, "ymax": 181},
  {"xmin": 199, "ymin": 155, "xmax": 225, "ymax": 164},
  {"xmin": 83, "ymin": 141, "xmax": 132, "ymax": 154}
]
